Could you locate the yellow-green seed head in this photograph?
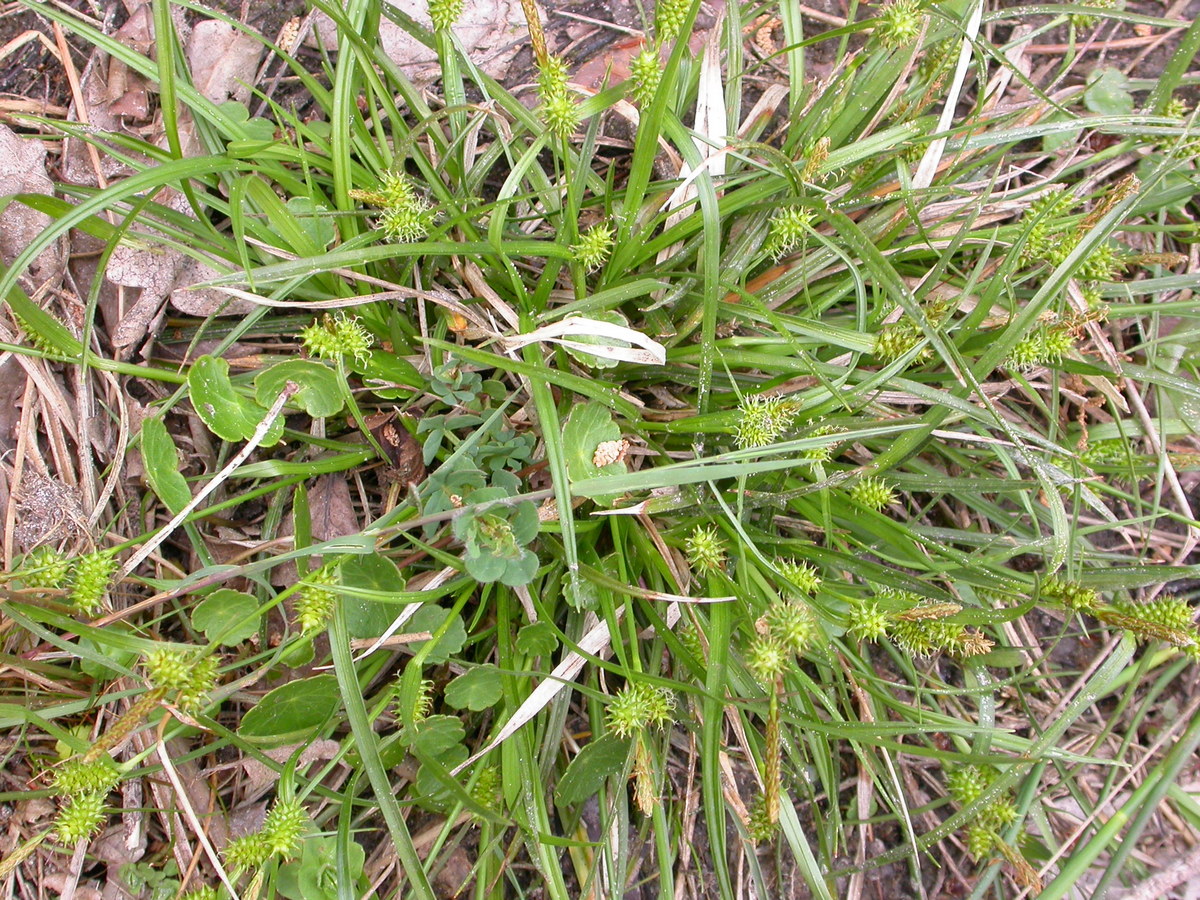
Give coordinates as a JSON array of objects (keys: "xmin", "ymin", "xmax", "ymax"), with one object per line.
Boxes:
[
  {"xmin": 764, "ymin": 601, "xmax": 818, "ymax": 655},
  {"xmin": 300, "ymin": 312, "xmax": 374, "ymax": 365},
  {"xmin": 685, "ymin": 524, "xmax": 727, "ymax": 574},
  {"xmin": 847, "ymin": 600, "xmax": 891, "ymax": 642},
  {"xmin": 745, "ymin": 634, "xmax": 789, "ymax": 683},
  {"xmin": 21, "ymin": 546, "xmax": 71, "ymax": 590},
  {"xmin": 736, "ymin": 395, "xmax": 800, "ymax": 449},
  {"xmin": 69, "ymin": 549, "xmax": 118, "ymax": 616},
  {"xmin": 606, "ymin": 682, "xmax": 675, "ymax": 738},
  {"xmin": 875, "ymin": 0, "xmax": 927, "ymax": 49},
  {"xmin": 52, "ymin": 759, "xmax": 121, "ymax": 796},
  {"xmin": 851, "ymin": 476, "xmax": 896, "ymax": 511},
  {"xmin": 262, "ymin": 799, "xmax": 308, "ymax": 858},
  {"xmin": 54, "ymin": 791, "xmax": 107, "ymax": 844},
  {"xmin": 629, "ymin": 47, "xmax": 662, "ymax": 105},
  {"xmin": 571, "ymin": 223, "xmax": 614, "ymax": 273},
  {"xmin": 428, "ymin": 0, "xmax": 463, "ymax": 30},
  {"xmin": 764, "ymin": 206, "xmax": 814, "ymax": 260}
]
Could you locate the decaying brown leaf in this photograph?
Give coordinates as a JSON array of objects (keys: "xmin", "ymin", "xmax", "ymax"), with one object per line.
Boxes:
[
  {"xmin": 0, "ymin": 124, "xmax": 65, "ymax": 286},
  {"xmin": 308, "ymin": 473, "xmax": 360, "ymax": 542},
  {"xmin": 308, "ymin": 0, "xmax": 533, "ymax": 84}
]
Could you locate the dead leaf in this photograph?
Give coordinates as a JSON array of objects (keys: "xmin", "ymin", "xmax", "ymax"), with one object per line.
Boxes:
[
  {"xmin": 235, "ymin": 739, "xmax": 341, "ymax": 794},
  {"xmin": 106, "ymin": 4, "xmax": 154, "ymax": 120},
  {"xmin": 187, "ymin": 19, "xmax": 263, "ymax": 104},
  {"xmin": 308, "ymin": 0, "xmax": 533, "ymax": 84},
  {"xmin": 308, "ymin": 474, "xmax": 359, "ymax": 542},
  {"xmin": 0, "ymin": 124, "xmax": 65, "ymax": 285}
]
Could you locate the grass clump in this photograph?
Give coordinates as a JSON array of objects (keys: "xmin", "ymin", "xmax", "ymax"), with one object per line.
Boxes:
[{"xmin": 0, "ymin": 0, "xmax": 1198, "ymax": 897}]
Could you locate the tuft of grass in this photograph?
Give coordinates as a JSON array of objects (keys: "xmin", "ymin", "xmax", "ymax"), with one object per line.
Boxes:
[{"xmin": 1, "ymin": 0, "xmax": 1199, "ymax": 897}]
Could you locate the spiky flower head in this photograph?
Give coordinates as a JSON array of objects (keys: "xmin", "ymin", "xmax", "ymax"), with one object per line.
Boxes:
[
  {"xmin": 1041, "ymin": 576, "xmax": 1098, "ymax": 612},
  {"xmin": 54, "ymin": 791, "xmax": 106, "ymax": 844},
  {"xmin": 295, "ymin": 567, "xmax": 339, "ymax": 633},
  {"xmin": 606, "ymin": 681, "xmax": 675, "ymax": 738},
  {"xmin": 851, "ymin": 476, "xmax": 896, "ymax": 511},
  {"xmin": 348, "ymin": 171, "xmax": 435, "ymax": 243},
  {"xmin": 629, "ymin": 47, "xmax": 662, "ymax": 105},
  {"xmin": 764, "ymin": 206, "xmax": 813, "ymax": 260},
  {"xmin": 428, "ymin": 0, "xmax": 463, "ymax": 30},
  {"xmin": 1078, "ymin": 241, "xmax": 1121, "ymax": 282},
  {"xmin": 537, "ymin": 55, "xmax": 579, "ymax": 138},
  {"xmin": 776, "ymin": 558, "xmax": 822, "ymax": 595},
  {"xmin": 21, "ymin": 546, "xmax": 71, "ymax": 590},
  {"xmin": 300, "ymin": 312, "xmax": 374, "ymax": 365},
  {"xmin": 570, "ymin": 223, "xmax": 614, "ymax": 273},
  {"xmin": 1006, "ymin": 322, "xmax": 1076, "ymax": 371},
  {"xmin": 685, "ymin": 524, "xmax": 727, "ymax": 574},
  {"xmin": 224, "ymin": 832, "xmax": 271, "ymax": 870},
  {"xmin": 69, "ymin": 549, "xmax": 118, "ymax": 616},
  {"xmin": 52, "ymin": 758, "xmax": 121, "ymax": 797},
  {"xmin": 745, "ymin": 634, "xmax": 790, "ymax": 683},
  {"xmin": 655, "ymin": 0, "xmax": 690, "ymax": 44},
  {"xmin": 875, "ymin": 0, "xmax": 927, "ymax": 49},
  {"xmin": 873, "ymin": 318, "xmax": 930, "ymax": 364},
  {"xmin": 261, "ymin": 799, "xmax": 308, "ymax": 858},
  {"xmin": 847, "ymin": 599, "xmax": 891, "ymax": 642},
  {"xmin": 144, "ymin": 648, "xmax": 219, "ymax": 714},
  {"xmin": 802, "ymin": 423, "xmax": 844, "ymax": 461},
  {"xmin": 746, "ymin": 794, "xmax": 780, "ymax": 842},
  {"xmin": 183, "ymin": 888, "xmax": 219, "ymax": 900},
  {"xmin": 736, "ymin": 395, "xmax": 800, "ymax": 449},
  {"xmin": 946, "ymin": 764, "xmax": 990, "ymax": 806},
  {"xmin": 764, "ymin": 601, "xmax": 818, "ymax": 654},
  {"xmin": 1020, "ymin": 190, "xmax": 1077, "ymax": 265},
  {"xmin": 891, "ymin": 619, "xmax": 963, "ymax": 657}
]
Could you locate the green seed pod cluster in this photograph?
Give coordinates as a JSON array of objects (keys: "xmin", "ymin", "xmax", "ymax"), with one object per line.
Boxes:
[
  {"xmin": 68, "ymin": 549, "xmax": 118, "ymax": 616},
  {"xmin": 1040, "ymin": 576, "xmax": 1098, "ymax": 612},
  {"xmin": 874, "ymin": 0, "xmax": 927, "ymax": 49},
  {"xmin": 606, "ymin": 681, "xmax": 675, "ymax": 738},
  {"xmin": 144, "ymin": 648, "xmax": 219, "ymax": 714},
  {"xmin": 629, "ymin": 47, "xmax": 662, "ymax": 105},
  {"xmin": 684, "ymin": 524, "xmax": 727, "ymax": 575},
  {"xmin": 735, "ymin": 395, "xmax": 801, "ymax": 450},
  {"xmin": 851, "ymin": 476, "xmax": 896, "ymax": 511},
  {"xmin": 53, "ymin": 791, "xmax": 107, "ymax": 845},
  {"xmin": 300, "ymin": 312, "xmax": 373, "ymax": 365},
  {"xmin": 20, "ymin": 546, "xmax": 71, "ymax": 590},
  {"xmin": 537, "ymin": 55, "xmax": 579, "ymax": 138},
  {"xmin": 570, "ymin": 223, "xmax": 614, "ymax": 273},
  {"xmin": 764, "ymin": 206, "xmax": 814, "ymax": 260},
  {"xmin": 295, "ymin": 566, "xmax": 339, "ymax": 633},
  {"xmin": 428, "ymin": 0, "xmax": 463, "ymax": 31}
]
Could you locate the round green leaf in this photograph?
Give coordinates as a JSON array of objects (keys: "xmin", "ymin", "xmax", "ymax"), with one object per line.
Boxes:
[
  {"xmin": 1084, "ymin": 67, "xmax": 1133, "ymax": 116},
  {"xmin": 516, "ymin": 621, "xmax": 558, "ymax": 657},
  {"xmin": 556, "ymin": 733, "xmax": 631, "ymax": 806},
  {"xmin": 254, "ymin": 360, "xmax": 344, "ymax": 418},
  {"xmin": 238, "ymin": 674, "xmax": 340, "ymax": 747},
  {"xmin": 444, "ymin": 665, "xmax": 503, "ymax": 711},
  {"xmin": 187, "ymin": 355, "xmax": 284, "ymax": 445},
  {"xmin": 340, "ymin": 552, "xmax": 405, "ymax": 638},
  {"xmin": 562, "ymin": 402, "xmax": 627, "ymax": 506},
  {"xmin": 405, "ymin": 606, "xmax": 467, "ymax": 663},
  {"xmin": 140, "ymin": 416, "xmax": 191, "ymax": 515},
  {"xmin": 191, "ymin": 589, "xmax": 259, "ymax": 646}
]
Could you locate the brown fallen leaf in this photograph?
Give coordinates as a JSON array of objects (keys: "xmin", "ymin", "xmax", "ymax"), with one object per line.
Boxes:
[
  {"xmin": 308, "ymin": 0, "xmax": 534, "ymax": 84},
  {"xmin": 187, "ymin": 19, "xmax": 263, "ymax": 104},
  {"xmin": 0, "ymin": 123, "xmax": 66, "ymax": 285},
  {"xmin": 106, "ymin": 4, "xmax": 154, "ymax": 120},
  {"xmin": 308, "ymin": 473, "xmax": 360, "ymax": 542}
]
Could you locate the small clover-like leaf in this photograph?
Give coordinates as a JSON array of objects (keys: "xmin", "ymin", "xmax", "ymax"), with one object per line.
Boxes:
[
  {"xmin": 516, "ymin": 621, "xmax": 558, "ymax": 657},
  {"xmin": 192, "ymin": 589, "xmax": 259, "ymax": 646},
  {"xmin": 1085, "ymin": 67, "xmax": 1133, "ymax": 116},
  {"xmin": 563, "ymin": 402, "xmax": 627, "ymax": 507},
  {"xmin": 444, "ymin": 664, "xmax": 504, "ymax": 710},
  {"xmin": 188, "ymin": 355, "xmax": 284, "ymax": 445},
  {"xmin": 254, "ymin": 360, "xmax": 344, "ymax": 418}
]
